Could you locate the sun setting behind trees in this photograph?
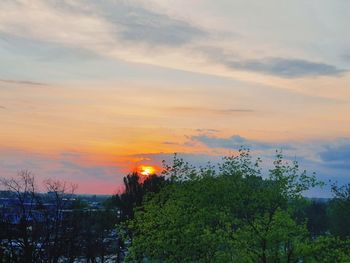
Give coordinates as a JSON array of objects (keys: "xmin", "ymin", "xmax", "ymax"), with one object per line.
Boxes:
[{"xmin": 138, "ymin": 165, "xmax": 156, "ymax": 178}]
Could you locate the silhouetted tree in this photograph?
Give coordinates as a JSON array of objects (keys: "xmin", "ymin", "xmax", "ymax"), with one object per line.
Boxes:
[
  {"xmin": 113, "ymin": 172, "xmax": 166, "ymax": 220},
  {"xmin": 306, "ymin": 200, "xmax": 329, "ymax": 236}
]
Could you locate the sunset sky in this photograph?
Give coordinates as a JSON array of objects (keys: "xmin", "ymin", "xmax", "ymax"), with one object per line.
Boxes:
[{"xmin": 1, "ymin": 0, "xmax": 349, "ymax": 196}]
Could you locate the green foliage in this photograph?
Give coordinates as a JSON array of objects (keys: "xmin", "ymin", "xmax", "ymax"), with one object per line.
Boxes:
[
  {"xmin": 121, "ymin": 150, "xmax": 343, "ymax": 263},
  {"xmin": 161, "ymin": 153, "xmax": 199, "ymax": 181},
  {"xmin": 125, "ymin": 177, "xmax": 237, "ymax": 262},
  {"xmin": 302, "ymin": 236, "xmax": 350, "ymax": 262},
  {"xmin": 234, "ymin": 209, "xmax": 310, "ymax": 262},
  {"xmin": 328, "ymin": 183, "xmax": 350, "ymax": 238},
  {"xmin": 269, "ymin": 151, "xmax": 322, "ymax": 200}
]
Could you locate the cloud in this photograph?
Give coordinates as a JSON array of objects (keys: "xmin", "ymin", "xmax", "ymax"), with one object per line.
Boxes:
[
  {"xmin": 101, "ymin": 2, "xmax": 206, "ymax": 47},
  {"xmin": 0, "ymin": 78, "xmax": 47, "ymax": 86},
  {"xmin": 169, "ymin": 107, "xmax": 254, "ymax": 116},
  {"xmin": 0, "ymin": 0, "xmax": 117, "ymax": 57},
  {"xmin": 1, "ymin": 0, "xmax": 346, "ymax": 83},
  {"xmin": 163, "ymin": 141, "xmax": 179, "ymax": 145},
  {"xmin": 59, "ymin": 0, "xmax": 206, "ymax": 47},
  {"xmin": 191, "ymin": 134, "xmax": 291, "ymax": 150},
  {"xmin": 226, "ymin": 58, "xmax": 345, "ymax": 78},
  {"xmin": 0, "ymin": 105, "xmax": 6, "ymax": 110},
  {"xmin": 0, "ymin": 0, "xmax": 205, "ymax": 53},
  {"xmin": 319, "ymin": 141, "xmax": 350, "ymax": 170},
  {"xmin": 200, "ymin": 47, "xmax": 345, "ymax": 78},
  {"xmin": 195, "ymin": 129, "xmax": 220, "ymax": 133}
]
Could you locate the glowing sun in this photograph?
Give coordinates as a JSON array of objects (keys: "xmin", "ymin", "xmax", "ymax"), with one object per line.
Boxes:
[{"xmin": 139, "ymin": 165, "xmax": 156, "ymax": 177}]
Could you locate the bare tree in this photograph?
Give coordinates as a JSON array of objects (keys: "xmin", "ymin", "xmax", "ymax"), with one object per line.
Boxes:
[
  {"xmin": 42, "ymin": 179, "xmax": 77, "ymax": 263},
  {"xmin": 1, "ymin": 171, "xmax": 119, "ymax": 262},
  {"xmin": 0, "ymin": 172, "xmax": 79, "ymax": 262},
  {"xmin": 0, "ymin": 170, "xmax": 41, "ymax": 262}
]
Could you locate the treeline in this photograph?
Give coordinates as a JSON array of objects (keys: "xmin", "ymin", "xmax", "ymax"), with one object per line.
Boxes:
[
  {"xmin": 114, "ymin": 151, "xmax": 350, "ymax": 262},
  {"xmin": 2, "ymin": 150, "xmax": 350, "ymax": 262}
]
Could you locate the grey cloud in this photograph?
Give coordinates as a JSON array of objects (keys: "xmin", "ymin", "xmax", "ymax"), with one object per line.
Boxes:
[
  {"xmin": 226, "ymin": 58, "xmax": 345, "ymax": 78},
  {"xmin": 191, "ymin": 134, "xmax": 292, "ymax": 150},
  {"xmin": 86, "ymin": 0, "xmax": 206, "ymax": 47},
  {"xmin": 0, "ymin": 78, "xmax": 47, "ymax": 86},
  {"xmin": 0, "ymin": 105, "xmax": 6, "ymax": 110},
  {"xmin": 119, "ymin": 11, "xmax": 205, "ymax": 46},
  {"xmin": 320, "ymin": 141, "xmax": 350, "ymax": 170},
  {"xmin": 199, "ymin": 47, "xmax": 345, "ymax": 78},
  {"xmin": 170, "ymin": 107, "xmax": 254, "ymax": 115}
]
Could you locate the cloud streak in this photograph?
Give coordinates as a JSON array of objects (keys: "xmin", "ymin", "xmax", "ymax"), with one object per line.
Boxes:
[
  {"xmin": 169, "ymin": 107, "xmax": 254, "ymax": 116},
  {"xmin": 199, "ymin": 47, "xmax": 346, "ymax": 78},
  {"xmin": 226, "ymin": 58, "xmax": 345, "ymax": 78},
  {"xmin": 191, "ymin": 134, "xmax": 291, "ymax": 150},
  {"xmin": 0, "ymin": 79, "xmax": 47, "ymax": 86}
]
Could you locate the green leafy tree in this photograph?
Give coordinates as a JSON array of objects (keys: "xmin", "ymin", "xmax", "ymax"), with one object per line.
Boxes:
[
  {"xmin": 328, "ymin": 183, "xmax": 350, "ymax": 238},
  {"xmin": 123, "ymin": 150, "xmax": 322, "ymax": 263},
  {"xmin": 302, "ymin": 236, "xmax": 350, "ymax": 262}
]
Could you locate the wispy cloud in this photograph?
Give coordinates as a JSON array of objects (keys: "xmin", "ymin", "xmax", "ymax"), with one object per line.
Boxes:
[
  {"xmin": 0, "ymin": 0, "xmax": 116, "ymax": 56},
  {"xmin": 199, "ymin": 47, "xmax": 346, "ymax": 78},
  {"xmin": 195, "ymin": 129, "xmax": 220, "ymax": 133},
  {"xmin": 191, "ymin": 134, "xmax": 292, "ymax": 150},
  {"xmin": 0, "ymin": 78, "xmax": 47, "ymax": 86},
  {"xmin": 0, "ymin": 0, "xmax": 205, "ymax": 55},
  {"xmin": 169, "ymin": 107, "xmax": 254, "ymax": 116},
  {"xmin": 98, "ymin": 1, "xmax": 206, "ymax": 47},
  {"xmin": 0, "ymin": 0, "xmax": 346, "ymax": 83},
  {"xmin": 226, "ymin": 58, "xmax": 345, "ymax": 78}
]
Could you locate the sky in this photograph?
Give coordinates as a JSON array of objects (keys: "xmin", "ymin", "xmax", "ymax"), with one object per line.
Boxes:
[{"xmin": 0, "ymin": 0, "xmax": 350, "ymax": 196}]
